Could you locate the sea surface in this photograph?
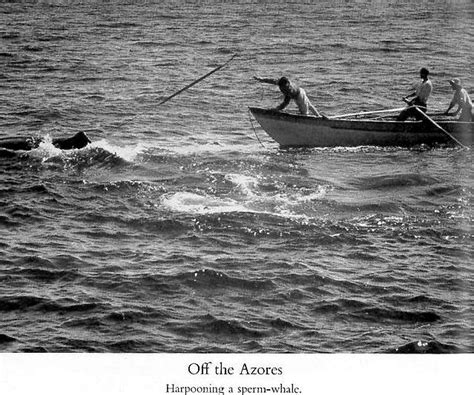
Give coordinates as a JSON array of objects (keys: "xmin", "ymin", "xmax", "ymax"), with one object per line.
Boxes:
[{"xmin": 0, "ymin": 0, "xmax": 473, "ymax": 353}]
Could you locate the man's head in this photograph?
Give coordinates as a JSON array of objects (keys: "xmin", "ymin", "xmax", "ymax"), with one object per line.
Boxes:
[
  {"xmin": 420, "ymin": 68, "xmax": 429, "ymax": 79},
  {"xmin": 278, "ymin": 77, "xmax": 296, "ymax": 95},
  {"xmin": 449, "ymin": 78, "xmax": 462, "ymax": 90},
  {"xmin": 278, "ymin": 76, "xmax": 290, "ymax": 87}
]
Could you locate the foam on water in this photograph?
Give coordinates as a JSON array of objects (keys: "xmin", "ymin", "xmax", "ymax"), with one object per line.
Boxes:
[
  {"xmin": 90, "ymin": 139, "xmax": 146, "ymax": 162},
  {"xmin": 160, "ymin": 181, "xmax": 330, "ymax": 222},
  {"xmin": 29, "ymin": 135, "xmax": 64, "ymax": 160},
  {"xmin": 161, "ymin": 191, "xmax": 251, "ymax": 215},
  {"xmin": 225, "ymin": 173, "xmax": 260, "ymax": 197},
  {"xmin": 226, "ymin": 172, "xmax": 329, "ymax": 202},
  {"xmin": 167, "ymin": 141, "xmax": 269, "ymax": 156}
]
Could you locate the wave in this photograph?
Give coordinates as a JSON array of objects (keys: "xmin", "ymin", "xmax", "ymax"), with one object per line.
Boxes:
[
  {"xmin": 425, "ymin": 184, "xmax": 464, "ymax": 196},
  {"xmin": 0, "ymin": 184, "xmax": 54, "ymax": 197},
  {"xmin": 16, "ymin": 255, "xmax": 54, "ymax": 266},
  {"xmin": 80, "ymin": 213, "xmax": 189, "ymax": 235},
  {"xmin": 12, "ymin": 108, "xmax": 63, "ymax": 121},
  {"xmin": 133, "ymin": 41, "xmax": 162, "ymax": 48},
  {"xmin": 62, "ymin": 309, "xmax": 169, "ymax": 331},
  {"xmin": 183, "ymin": 268, "xmax": 275, "ymax": 291},
  {"xmin": 36, "ymin": 35, "xmax": 66, "ymax": 42},
  {"xmin": 202, "ymin": 317, "xmax": 264, "ymax": 338},
  {"xmin": 86, "ymin": 140, "xmax": 146, "ymax": 162},
  {"xmin": 19, "ymin": 346, "xmax": 50, "ymax": 353},
  {"xmin": 172, "ymin": 314, "xmax": 266, "ymax": 339},
  {"xmin": 22, "ymin": 45, "xmax": 43, "ymax": 52},
  {"xmin": 10, "ymin": 267, "xmax": 81, "ymax": 283},
  {"xmin": 84, "ymin": 94, "xmax": 106, "ymax": 101},
  {"xmin": 37, "ymin": 338, "xmax": 101, "ymax": 353},
  {"xmin": 312, "ymin": 296, "xmax": 443, "ymax": 325},
  {"xmin": 9, "ymin": 254, "xmax": 86, "ymax": 271},
  {"xmin": 381, "ymin": 293, "xmax": 447, "ymax": 306},
  {"xmin": 0, "ymin": 295, "xmax": 99, "ymax": 313},
  {"xmin": 0, "ymin": 148, "xmax": 21, "ymax": 159},
  {"xmin": 84, "ymin": 179, "xmax": 161, "ymax": 193},
  {"xmin": 352, "ymin": 173, "xmax": 440, "ymax": 190},
  {"xmin": 106, "ymin": 339, "xmax": 153, "ymax": 353},
  {"xmin": 96, "ymin": 22, "xmax": 140, "ymax": 29},
  {"xmin": 269, "ymin": 317, "xmax": 306, "ymax": 330},
  {"xmin": 1, "ymin": 33, "xmax": 20, "ymax": 40},
  {"xmin": 350, "ymin": 307, "xmax": 441, "ymax": 323},
  {"xmin": 64, "ymin": 147, "xmax": 130, "ymax": 169},
  {"xmin": 105, "ymin": 309, "xmax": 168, "ymax": 323},
  {"xmin": 3, "ymin": 203, "xmax": 42, "ymax": 222},
  {"xmin": 0, "ymin": 333, "xmax": 17, "ymax": 344}
]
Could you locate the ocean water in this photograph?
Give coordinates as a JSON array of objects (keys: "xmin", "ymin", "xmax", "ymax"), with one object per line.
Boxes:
[{"xmin": 0, "ymin": 0, "xmax": 473, "ymax": 353}]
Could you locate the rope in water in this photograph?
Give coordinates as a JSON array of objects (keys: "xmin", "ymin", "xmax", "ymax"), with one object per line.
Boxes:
[{"xmin": 248, "ymin": 108, "xmax": 266, "ymax": 149}]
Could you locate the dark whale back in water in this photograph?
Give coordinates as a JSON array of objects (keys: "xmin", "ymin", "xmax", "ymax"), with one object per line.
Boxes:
[
  {"xmin": 0, "ymin": 132, "xmax": 91, "ymax": 151},
  {"xmin": 53, "ymin": 131, "xmax": 91, "ymax": 150}
]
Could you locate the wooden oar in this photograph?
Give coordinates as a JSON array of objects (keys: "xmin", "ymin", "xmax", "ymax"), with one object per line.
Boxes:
[
  {"xmin": 413, "ymin": 106, "xmax": 469, "ymax": 149},
  {"xmin": 157, "ymin": 54, "xmax": 236, "ymax": 106},
  {"xmin": 329, "ymin": 107, "xmax": 406, "ymax": 119},
  {"xmin": 427, "ymin": 111, "xmax": 452, "ymax": 117}
]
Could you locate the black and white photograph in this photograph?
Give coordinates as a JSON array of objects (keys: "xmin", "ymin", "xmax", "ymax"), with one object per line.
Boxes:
[{"xmin": 0, "ymin": 0, "xmax": 472, "ymax": 393}]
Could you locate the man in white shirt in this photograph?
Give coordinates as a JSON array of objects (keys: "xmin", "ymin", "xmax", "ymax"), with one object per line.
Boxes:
[
  {"xmin": 253, "ymin": 76, "xmax": 321, "ymax": 117},
  {"xmin": 444, "ymin": 78, "xmax": 473, "ymax": 122},
  {"xmin": 397, "ymin": 68, "xmax": 433, "ymax": 121}
]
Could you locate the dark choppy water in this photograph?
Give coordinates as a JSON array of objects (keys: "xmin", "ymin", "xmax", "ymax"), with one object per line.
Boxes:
[{"xmin": 0, "ymin": 0, "xmax": 473, "ymax": 353}]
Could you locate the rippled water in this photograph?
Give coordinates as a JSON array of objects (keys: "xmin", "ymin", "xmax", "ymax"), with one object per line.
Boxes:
[{"xmin": 0, "ymin": 0, "xmax": 473, "ymax": 353}]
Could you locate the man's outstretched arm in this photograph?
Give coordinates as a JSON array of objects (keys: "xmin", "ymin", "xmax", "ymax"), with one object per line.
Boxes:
[{"xmin": 253, "ymin": 76, "xmax": 279, "ymax": 85}]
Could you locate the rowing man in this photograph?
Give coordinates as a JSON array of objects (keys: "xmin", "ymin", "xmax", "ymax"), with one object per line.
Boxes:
[
  {"xmin": 444, "ymin": 78, "xmax": 473, "ymax": 122},
  {"xmin": 253, "ymin": 76, "xmax": 322, "ymax": 117},
  {"xmin": 397, "ymin": 67, "xmax": 432, "ymax": 121}
]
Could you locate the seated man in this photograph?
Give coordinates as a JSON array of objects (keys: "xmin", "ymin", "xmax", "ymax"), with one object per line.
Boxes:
[
  {"xmin": 444, "ymin": 78, "xmax": 473, "ymax": 122},
  {"xmin": 253, "ymin": 76, "xmax": 321, "ymax": 117},
  {"xmin": 397, "ymin": 67, "xmax": 432, "ymax": 121}
]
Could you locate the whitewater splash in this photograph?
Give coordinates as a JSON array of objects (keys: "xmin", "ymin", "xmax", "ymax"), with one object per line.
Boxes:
[
  {"xmin": 225, "ymin": 173, "xmax": 260, "ymax": 197},
  {"xmin": 26, "ymin": 135, "xmax": 146, "ymax": 164},
  {"xmin": 28, "ymin": 134, "xmax": 63, "ymax": 160},
  {"xmin": 161, "ymin": 191, "xmax": 251, "ymax": 215},
  {"xmin": 161, "ymin": 172, "xmax": 330, "ymax": 218},
  {"xmin": 89, "ymin": 139, "xmax": 146, "ymax": 162}
]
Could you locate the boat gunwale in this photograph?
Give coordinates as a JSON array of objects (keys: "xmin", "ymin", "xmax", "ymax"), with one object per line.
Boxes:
[{"xmin": 248, "ymin": 106, "xmax": 474, "ymax": 127}]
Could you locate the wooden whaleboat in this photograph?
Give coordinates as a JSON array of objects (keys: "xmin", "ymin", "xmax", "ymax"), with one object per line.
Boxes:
[{"xmin": 249, "ymin": 107, "xmax": 474, "ymax": 148}]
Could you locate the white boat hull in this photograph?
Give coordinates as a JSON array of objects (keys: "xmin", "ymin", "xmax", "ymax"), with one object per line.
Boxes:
[{"xmin": 249, "ymin": 107, "xmax": 474, "ymax": 148}]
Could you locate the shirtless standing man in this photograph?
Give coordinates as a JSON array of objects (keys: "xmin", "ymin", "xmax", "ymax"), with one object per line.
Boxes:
[{"xmin": 254, "ymin": 76, "xmax": 322, "ymax": 117}]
